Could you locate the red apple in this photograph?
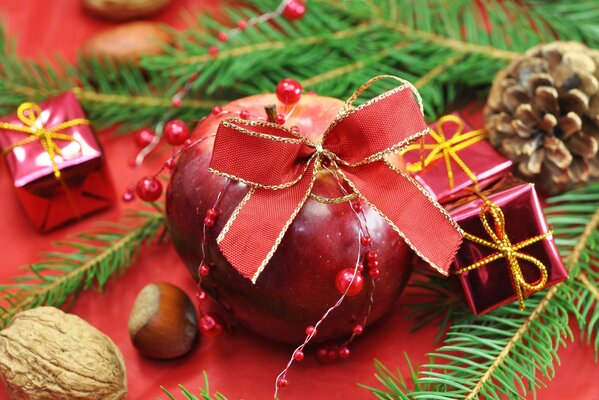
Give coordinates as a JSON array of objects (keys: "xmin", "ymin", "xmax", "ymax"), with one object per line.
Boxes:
[{"xmin": 166, "ymin": 93, "xmax": 412, "ymax": 344}]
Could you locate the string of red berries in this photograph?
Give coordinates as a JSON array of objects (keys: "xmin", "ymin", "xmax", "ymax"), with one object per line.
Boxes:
[
  {"xmin": 135, "ymin": 73, "xmax": 381, "ymax": 398},
  {"xmin": 125, "ymin": 0, "xmax": 306, "ymax": 202},
  {"xmin": 274, "ymin": 157, "xmax": 380, "ymax": 397}
]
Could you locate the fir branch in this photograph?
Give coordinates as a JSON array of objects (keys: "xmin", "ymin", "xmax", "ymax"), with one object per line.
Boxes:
[
  {"xmin": 161, "ymin": 372, "xmax": 228, "ymax": 400},
  {"xmin": 0, "ymin": 29, "xmax": 214, "ymax": 132},
  {"xmin": 0, "ymin": 210, "xmax": 165, "ymax": 328},
  {"xmin": 367, "ymin": 182, "xmax": 599, "ymax": 399},
  {"xmin": 3, "ymin": 0, "xmax": 599, "ymax": 132}
]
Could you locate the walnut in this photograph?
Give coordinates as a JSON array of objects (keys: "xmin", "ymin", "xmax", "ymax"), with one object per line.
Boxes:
[{"xmin": 0, "ymin": 307, "xmax": 127, "ymax": 400}]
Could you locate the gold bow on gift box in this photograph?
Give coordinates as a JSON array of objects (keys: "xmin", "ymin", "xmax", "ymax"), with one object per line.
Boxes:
[
  {"xmin": 401, "ymin": 114, "xmax": 486, "ymax": 189},
  {"xmin": 0, "ymin": 102, "xmax": 88, "ymax": 179},
  {"xmin": 454, "ymin": 198, "xmax": 552, "ymax": 310}
]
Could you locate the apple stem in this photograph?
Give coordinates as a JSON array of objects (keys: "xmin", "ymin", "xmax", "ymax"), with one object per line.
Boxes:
[{"xmin": 264, "ymin": 104, "xmax": 277, "ymax": 123}]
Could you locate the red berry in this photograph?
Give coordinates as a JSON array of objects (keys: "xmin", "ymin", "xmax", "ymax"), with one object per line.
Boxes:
[
  {"xmin": 361, "ymin": 235, "xmax": 371, "ymax": 246},
  {"xmin": 135, "ymin": 176, "xmax": 162, "ymax": 202},
  {"xmin": 166, "ymin": 158, "xmax": 177, "ymax": 169},
  {"xmin": 212, "ymin": 106, "xmax": 223, "ymax": 115},
  {"xmin": 122, "ymin": 190, "xmax": 134, "ymax": 202},
  {"xmin": 305, "ymin": 325, "xmax": 317, "ymax": 336},
  {"xmin": 217, "ymin": 32, "xmax": 228, "ymax": 42},
  {"xmin": 283, "ymin": 0, "xmax": 306, "ymax": 21},
  {"xmin": 357, "ymin": 263, "xmax": 364, "ymax": 273},
  {"xmin": 277, "ymin": 377, "xmax": 289, "ymax": 388},
  {"xmin": 208, "ymin": 46, "xmax": 219, "ymax": 56},
  {"xmin": 206, "ymin": 208, "xmax": 218, "ymax": 218},
  {"xmin": 291, "ymin": 125, "xmax": 300, "ymax": 133},
  {"xmin": 317, "ymin": 346, "xmax": 337, "ymax": 364},
  {"xmin": 276, "ymin": 78, "xmax": 302, "ymax": 105},
  {"xmin": 339, "ymin": 346, "xmax": 351, "ymax": 358},
  {"xmin": 196, "ymin": 290, "xmax": 207, "ymax": 302},
  {"xmin": 240, "ymin": 110, "xmax": 250, "ymax": 119},
  {"xmin": 353, "ymin": 324, "xmax": 364, "ymax": 335},
  {"xmin": 294, "ymin": 350, "xmax": 304, "ymax": 361},
  {"xmin": 164, "ymin": 120, "xmax": 190, "ymax": 146},
  {"xmin": 237, "ymin": 20, "xmax": 247, "ymax": 30},
  {"xmin": 199, "ymin": 315, "xmax": 223, "ymax": 337},
  {"xmin": 275, "ymin": 114, "xmax": 286, "ymax": 124},
  {"xmin": 366, "ymin": 251, "xmax": 378, "ymax": 261},
  {"xmin": 135, "ymin": 128, "xmax": 155, "ymax": 148},
  {"xmin": 369, "ymin": 267, "xmax": 380, "ymax": 278},
  {"xmin": 199, "ymin": 264, "xmax": 211, "ymax": 277},
  {"xmin": 352, "ymin": 202, "xmax": 362, "ymax": 212},
  {"xmin": 172, "ymin": 97, "xmax": 182, "ymax": 107},
  {"xmin": 204, "ymin": 217, "xmax": 215, "ymax": 227},
  {"xmin": 369, "ymin": 260, "xmax": 379, "ymax": 268},
  {"xmin": 335, "ymin": 268, "xmax": 364, "ymax": 296}
]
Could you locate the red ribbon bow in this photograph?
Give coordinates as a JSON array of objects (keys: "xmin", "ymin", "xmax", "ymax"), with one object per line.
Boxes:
[{"xmin": 210, "ymin": 76, "xmax": 463, "ymax": 283}]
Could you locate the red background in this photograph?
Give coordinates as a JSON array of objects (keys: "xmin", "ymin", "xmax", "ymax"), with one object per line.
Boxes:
[{"xmin": 0, "ymin": 1, "xmax": 597, "ymax": 399}]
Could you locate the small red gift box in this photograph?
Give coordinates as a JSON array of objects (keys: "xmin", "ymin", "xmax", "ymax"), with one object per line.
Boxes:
[
  {"xmin": 401, "ymin": 113, "xmax": 512, "ymax": 203},
  {"xmin": 447, "ymin": 179, "xmax": 568, "ymax": 315},
  {"xmin": 0, "ymin": 92, "xmax": 114, "ymax": 232}
]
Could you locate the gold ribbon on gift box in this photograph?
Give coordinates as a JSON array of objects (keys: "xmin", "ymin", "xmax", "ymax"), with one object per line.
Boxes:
[
  {"xmin": 0, "ymin": 102, "xmax": 88, "ymax": 179},
  {"xmin": 400, "ymin": 114, "xmax": 486, "ymax": 189},
  {"xmin": 454, "ymin": 197, "xmax": 551, "ymax": 310}
]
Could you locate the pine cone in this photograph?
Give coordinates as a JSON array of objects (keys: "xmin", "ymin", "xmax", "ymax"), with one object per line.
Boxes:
[{"xmin": 485, "ymin": 41, "xmax": 599, "ymax": 194}]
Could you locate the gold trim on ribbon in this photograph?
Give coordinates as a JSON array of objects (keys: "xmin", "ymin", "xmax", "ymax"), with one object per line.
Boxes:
[
  {"xmin": 400, "ymin": 114, "xmax": 486, "ymax": 189},
  {"xmin": 454, "ymin": 199, "xmax": 551, "ymax": 310},
  {"xmin": 309, "ymin": 192, "xmax": 358, "ymax": 204},
  {"xmin": 0, "ymin": 102, "xmax": 88, "ymax": 179},
  {"xmin": 214, "ymin": 75, "xmax": 463, "ymax": 281}
]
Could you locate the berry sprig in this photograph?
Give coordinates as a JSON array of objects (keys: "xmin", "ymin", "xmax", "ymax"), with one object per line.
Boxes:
[
  {"xmin": 126, "ymin": 0, "xmax": 307, "ymax": 202},
  {"xmin": 135, "ymin": 75, "xmax": 382, "ymax": 398}
]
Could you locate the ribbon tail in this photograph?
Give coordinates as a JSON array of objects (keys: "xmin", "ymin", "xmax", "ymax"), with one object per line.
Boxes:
[
  {"xmin": 217, "ymin": 164, "xmax": 316, "ymax": 283},
  {"xmin": 340, "ymin": 163, "xmax": 463, "ymax": 275}
]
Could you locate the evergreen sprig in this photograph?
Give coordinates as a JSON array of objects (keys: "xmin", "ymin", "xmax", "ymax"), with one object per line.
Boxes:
[
  {"xmin": 367, "ymin": 182, "xmax": 599, "ymax": 399},
  {"xmin": 0, "ymin": 30, "xmax": 216, "ymax": 133},
  {"xmin": 161, "ymin": 372, "xmax": 228, "ymax": 400},
  {"xmin": 0, "ymin": 210, "xmax": 165, "ymax": 328},
  {"xmin": 3, "ymin": 0, "xmax": 599, "ymax": 130}
]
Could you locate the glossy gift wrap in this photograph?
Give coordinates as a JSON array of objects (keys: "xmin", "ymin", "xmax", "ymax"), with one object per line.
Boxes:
[
  {"xmin": 0, "ymin": 92, "xmax": 114, "ymax": 232},
  {"xmin": 402, "ymin": 113, "xmax": 512, "ymax": 203},
  {"xmin": 448, "ymin": 180, "xmax": 568, "ymax": 315}
]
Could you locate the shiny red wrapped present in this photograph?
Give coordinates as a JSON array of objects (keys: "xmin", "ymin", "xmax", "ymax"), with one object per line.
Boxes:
[
  {"xmin": 401, "ymin": 113, "xmax": 512, "ymax": 203},
  {"xmin": 0, "ymin": 92, "xmax": 114, "ymax": 232},
  {"xmin": 447, "ymin": 179, "xmax": 568, "ymax": 315}
]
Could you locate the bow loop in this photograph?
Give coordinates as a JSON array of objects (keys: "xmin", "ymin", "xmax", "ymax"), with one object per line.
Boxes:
[
  {"xmin": 323, "ymin": 76, "xmax": 428, "ymax": 166},
  {"xmin": 209, "ymin": 118, "xmax": 316, "ymax": 189},
  {"xmin": 402, "ymin": 115, "xmax": 486, "ymax": 189},
  {"xmin": 18, "ymin": 103, "xmax": 43, "ymax": 129},
  {"xmin": 0, "ymin": 101, "xmax": 89, "ymax": 179},
  {"xmin": 456, "ymin": 200, "xmax": 551, "ymax": 310},
  {"xmin": 209, "ymin": 76, "xmax": 463, "ymax": 282}
]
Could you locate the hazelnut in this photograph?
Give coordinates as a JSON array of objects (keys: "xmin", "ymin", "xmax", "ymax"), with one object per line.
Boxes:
[{"xmin": 129, "ymin": 282, "xmax": 198, "ymax": 359}]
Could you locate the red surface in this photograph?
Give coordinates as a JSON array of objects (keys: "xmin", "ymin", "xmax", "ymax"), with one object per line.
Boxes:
[{"xmin": 0, "ymin": 1, "xmax": 598, "ymax": 399}]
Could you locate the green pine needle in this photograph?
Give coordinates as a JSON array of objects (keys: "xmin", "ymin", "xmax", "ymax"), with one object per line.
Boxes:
[
  {"xmin": 365, "ymin": 182, "xmax": 599, "ymax": 399},
  {"xmin": 0, "ymin": 210, "xmax": 165, "ymax": 328},
  {"xmin": 160, "ymin": 372, "xmax": 228, "ymax": 400},
  {"xmin": 3, "ymin": 0, "xmax": 599, "ymax": 132}
]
